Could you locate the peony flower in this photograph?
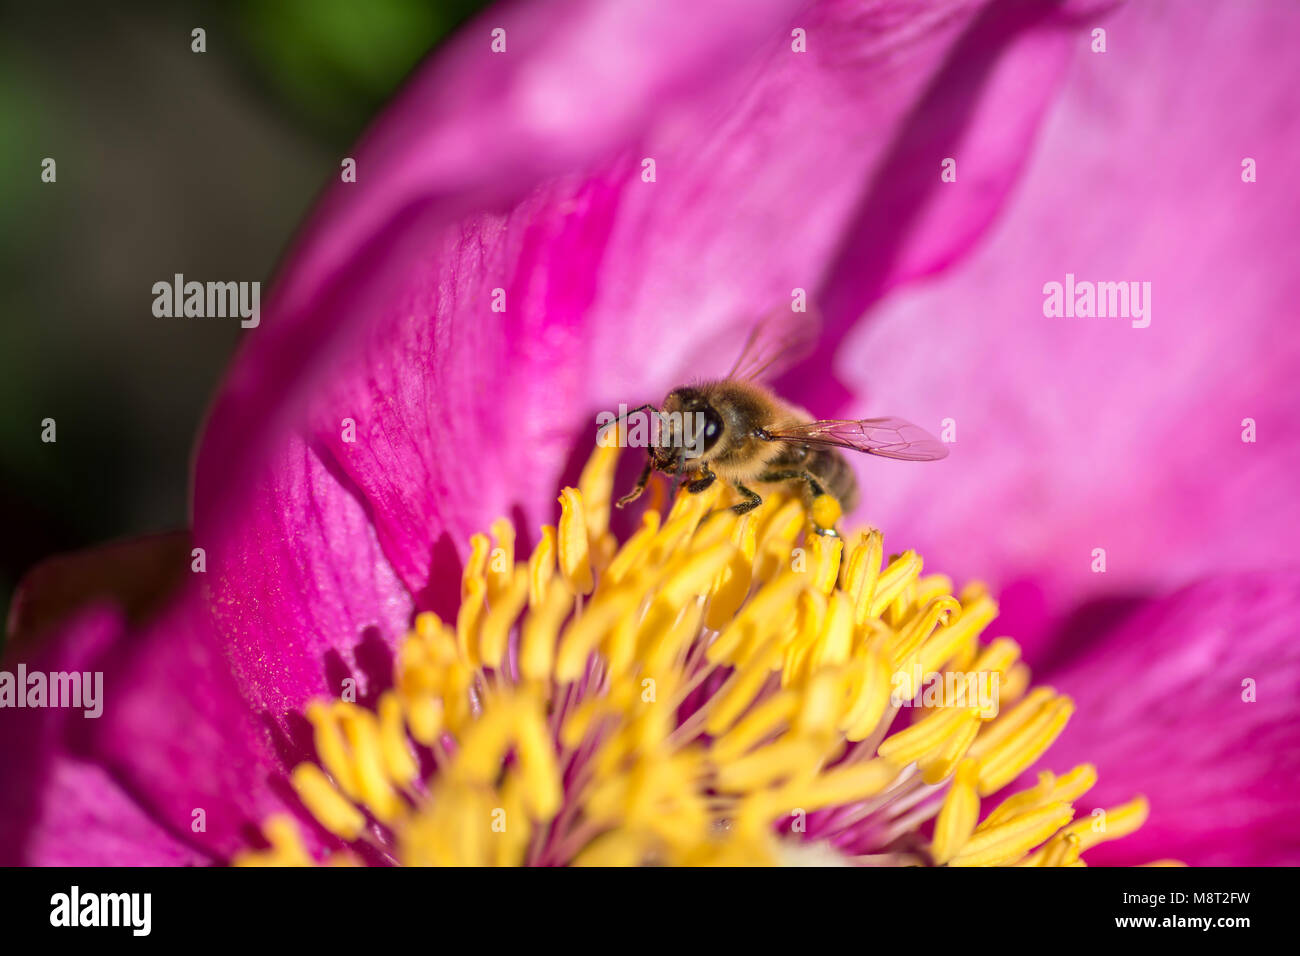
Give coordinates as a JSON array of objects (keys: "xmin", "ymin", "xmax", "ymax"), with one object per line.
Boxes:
[{"xmin": 4, "ymin": 0, "xmax": 1297, "ymax": 866}]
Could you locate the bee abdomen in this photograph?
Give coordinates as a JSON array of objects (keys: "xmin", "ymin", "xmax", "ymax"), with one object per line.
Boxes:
[
  {"xmin": 808, "ymin": 447, "xmax": 859, "ymax": 513},
  {"xmin": 763, "ymin": 443, "xmax": 859, "ymax": 514}
]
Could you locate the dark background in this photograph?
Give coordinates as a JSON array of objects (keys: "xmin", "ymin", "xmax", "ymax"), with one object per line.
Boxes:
[{"xmin": 0, "ymin": 0, "xmax": 489, "ymax": 627}]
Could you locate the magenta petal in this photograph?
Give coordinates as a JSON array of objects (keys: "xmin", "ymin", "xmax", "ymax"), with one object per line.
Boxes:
[
  {"xmin": 805, "ymin": 0, "xmax": 1100, "ymax": 389},
  {"xmin": 1039, "ymin": 573, "xmax": 1300, "ymax": 866},
  {"xmin": 21, "ymin": 760, "xmax": 211, "ymax": 866},
  {"xmin": 840, "ymin": 0, "xmax": 1300, "ymax": 650},
  {"xmin": 195, "ymin": 0, "xmax": 808, "ymax": 524},
  {"xmin": 0, "ymin": 607, "xmax": 208, "ymax": 865},
  {"xmin": 5, "ymin": 571, "xmax": 341, "ymax": 863},
  {"xmin": 199, "ymin": 434, "xmax": 414, "ymax": 718},
  {"xmin": 80, "ymin": 591, "xmax": 306, "ymax": 861},
  {"xmin": 196, "ymin": 0, "xmax": 1117, "ymax": 641}
]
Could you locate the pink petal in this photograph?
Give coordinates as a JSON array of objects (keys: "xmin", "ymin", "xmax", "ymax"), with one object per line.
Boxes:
[
  {"xmin": 20, "ymin": 760, "xmax": 212, "ymax": 867},
  {"xmin": 0, "ymin": 608, "xmax": 208, "ymax": 865},
  {"xmin": 1040, "ymin": 573, "xmax": 1300, "ymax": 866},
  {"xmin": 195, "ymin": 0, "xmax": 809, "ymax": 524},
  {"xmin": 837, "ymin": 0, "xmax": 1300, "ymax": 653},
  {"xmin": 195, "ymin": 1, "xmax": 1109, "ymax": 674},
  {"xmin": 199, "ymin": 435, "xmax": 413, "ymax": 717},
  {"xmin": 79, "ymin": 589, "xmax": 316, "ymax": 861}
]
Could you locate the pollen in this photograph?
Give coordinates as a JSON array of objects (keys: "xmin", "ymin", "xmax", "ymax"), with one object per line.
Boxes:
[{"xmin": 235, "ymin": 446, "xmax": 1152, "ymax": 867}]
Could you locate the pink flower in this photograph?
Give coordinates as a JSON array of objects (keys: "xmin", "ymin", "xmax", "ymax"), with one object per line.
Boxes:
[{"xmin": 3, "ymin": 0, "xmax": 1297, "ymax": 865}]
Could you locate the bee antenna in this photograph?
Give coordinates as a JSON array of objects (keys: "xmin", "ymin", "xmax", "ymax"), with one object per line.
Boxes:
[
  {"xmin": 614, "ymin": 403, "xmax": 661, "ymax": 423},
  {"xmin": 600, "ymin": 402, "xmax": 666, "ymax": 448}
]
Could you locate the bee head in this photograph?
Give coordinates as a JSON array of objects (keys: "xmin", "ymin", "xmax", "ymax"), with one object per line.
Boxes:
[{"xmin": 652, "ymin": 387, "xmax": 725, "ymax": 472}]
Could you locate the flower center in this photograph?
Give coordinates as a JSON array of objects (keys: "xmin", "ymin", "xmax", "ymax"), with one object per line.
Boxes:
[{"xmin": 236, "ymin": 444, "xmax": 1149, "ymax": 866}]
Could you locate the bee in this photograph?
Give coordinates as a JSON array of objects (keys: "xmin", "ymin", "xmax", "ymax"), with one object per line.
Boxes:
[{"xmin": 612, "ymin": 311, "xmax": 948, "ymax": 533}]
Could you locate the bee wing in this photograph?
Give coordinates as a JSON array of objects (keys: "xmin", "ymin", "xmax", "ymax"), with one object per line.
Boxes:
[
  {"xmin": 767, "ymin": 417, "xmax": 950, "ymax": 461},
  {"xmin": 726, "ymin": 304, "xmax": 822, "ymax": 383}
]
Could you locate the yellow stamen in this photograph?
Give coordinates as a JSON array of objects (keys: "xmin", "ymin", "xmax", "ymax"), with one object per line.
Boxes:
[
  {"xmin": 949, "ymin": 802, "xmax": 1075, "ymax": 867},
  {"xmin": 527, "ymin": 525, "xmax": 556, "ymax": 608},
  {"xmin": 479, "ymin": 567, "xmax": 530, "ymax": 670},
  {"xmin": 556, "ymin": 488, "xmax": 594, "ymax": 595},
  {"xmin": 242, "ymin": 443, "xmax": 1152, "ymax": 867},
  {"xmin": 704, "ymin": 516, "xmax": 756, "ymax": 630},
  {"xmin": 305, "ymin": 701, "xmax": 360, "ymax": 801},
  {"xmin": 513, "ymin": 695, "xmax": 564, "ymax": 821},
  {"xmin": 844, "ymin": 529, "xmax": 884, "ymax": 627},
  {"xmin": 782, "ymin": 758, "xmax": 898, "ymax": 812},
  {"xmin": 602, "ymin": 511, "xmax": 661, "ymax": 587},
  {"xmin": 233, "ymin": 814, "xmax": 317, "ymax": 866},
  {"xmin": 290, "ymin": 764, "xmax": 366, "ymax": 841},
  {"xmin": 456, "ymin": 577, "xmax": 485, "ymax": 668},
  {"xmin": 578, "ymin": 441, "xmax": 619, "ymax": 542},
  {"xmin": 974, "ymin": 695, "xmax": 1075, "ymax": 796},
  {"xmin": 931, "ymin": 758, "xmax": 979, "ymax": 864},
  {"xmin": 1058, "ymin": 795, "xmax": 1150, "ymax": 852},
  {"xmin": 463, "ymin": 534, "xmax": 490, "ymax": 597},
  {"xmin": 487, "ymin": 518, "xmax": 515, "ymax": 604},
  {"xmin": 840, "ymin": 646, "xmax": 892, "ymax": 742},
  {"xmin": 808, "ymin": 532, "xmax": 842, "ymax": 595},
  {"xmin": 869, "ymin": 550, "xmax": 922, "ymax": 618},
  {"xmin": 877, "ymin": 703, "xmax": 980, "ymax": 767},
  {"xmin": 377, "ymin": 692, "xmax": 419, "ymax": 787},
  {"xmin": 520, "ymin": 576, "xmax": 571, "ymax": 683}
]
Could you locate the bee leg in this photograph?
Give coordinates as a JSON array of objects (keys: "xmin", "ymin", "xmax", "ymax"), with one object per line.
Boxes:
[
  {"xmin": 730, "ymin": 483, "xmax": 762, "ymax": 515},
  {"xmin": 757, "ymin": 469, "xmax": 825, "ymax": 497},
  {"xmin": 616, "ymin": 458, "xmax": 654, "ymax": 509},
  {"xmin": 686, "ymin": 466, "xmax": 716, "ymax": 494}
]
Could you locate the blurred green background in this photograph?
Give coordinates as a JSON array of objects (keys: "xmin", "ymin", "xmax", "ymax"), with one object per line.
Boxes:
[{"xmin": 0, "ymin": 0, "xmax": 489, "ymax": 633}]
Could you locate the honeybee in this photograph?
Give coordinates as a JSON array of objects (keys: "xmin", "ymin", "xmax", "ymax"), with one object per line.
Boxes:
[{"xmin": 613, "ymin": 311, "xmax": 948, "ymax": 533}]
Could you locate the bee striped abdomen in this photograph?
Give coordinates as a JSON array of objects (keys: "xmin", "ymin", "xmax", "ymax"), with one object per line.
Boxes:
[{"xmin": 761, "ymin": 442, "xmax": 859, "ymax": 514}]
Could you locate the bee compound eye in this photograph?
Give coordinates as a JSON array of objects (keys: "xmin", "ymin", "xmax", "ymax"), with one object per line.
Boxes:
[{"xmin": 700, "ymin": 406, "xmax": 724, "ymax": 452}]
